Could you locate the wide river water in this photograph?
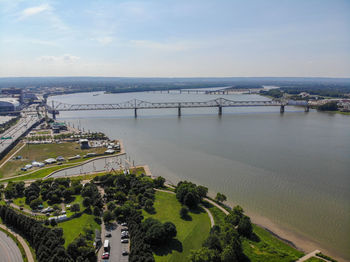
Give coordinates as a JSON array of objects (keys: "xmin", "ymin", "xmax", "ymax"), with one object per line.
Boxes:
[{"xmin": 48, "ymin": 91, "xmax": 350, "ymax": 260}]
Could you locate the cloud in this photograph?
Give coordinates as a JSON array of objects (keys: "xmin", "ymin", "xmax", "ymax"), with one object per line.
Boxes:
[
  {"xmin": 19, "ymin": 3, "xmax": 50, "ymax": 20},
  {"xmin": 95, "ymin": 36, "xmax": 113, "ymax": 45},
  {"xmin": 37, "ymin": 54, "xmax": 80, "ymax": 64}
]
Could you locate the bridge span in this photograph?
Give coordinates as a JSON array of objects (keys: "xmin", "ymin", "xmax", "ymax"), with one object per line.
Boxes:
[{"xmin": 48, "ymin": 98, "xmax": 309, "ymax": 118}]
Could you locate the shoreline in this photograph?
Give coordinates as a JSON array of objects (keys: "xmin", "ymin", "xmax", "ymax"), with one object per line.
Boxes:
[{"xmin": 137, "ymin": 160, "xmax": 347, "ymax": 262}]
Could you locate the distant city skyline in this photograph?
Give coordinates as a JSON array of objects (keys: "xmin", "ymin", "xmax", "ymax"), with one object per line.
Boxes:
[{"xmin": 0, "ymin": 0, "xmax": 349, "ymax": 77}]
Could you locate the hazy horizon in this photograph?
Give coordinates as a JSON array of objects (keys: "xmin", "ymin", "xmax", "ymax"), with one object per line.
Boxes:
[{"xmin": 1, "ymin": 0, "xmax": 349, "ymax": 78}]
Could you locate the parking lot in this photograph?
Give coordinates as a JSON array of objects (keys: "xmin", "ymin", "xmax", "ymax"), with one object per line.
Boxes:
[{"xmin": 99, "ymin": 222, "xmax": 129, "ymax": 262}]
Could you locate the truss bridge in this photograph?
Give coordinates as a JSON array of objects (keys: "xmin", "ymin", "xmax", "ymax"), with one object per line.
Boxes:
[{"xmin": 48, "ymin": 98, "xmax": 309, "ymax": 118}]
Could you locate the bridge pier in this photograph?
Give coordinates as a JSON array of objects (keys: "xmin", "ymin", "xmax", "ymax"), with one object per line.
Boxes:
[
  {"xmin": 179, "ymin": 90, "xmax": 182, "ymax": 94},
  {"xmin": 280, "ymin": 105, "xmax": 285, "ymax": 113},
  {"xmin": 134, "ymin": 108, "xmax": 137, "ymax": 118},
  {"xmin": 305, "ymin": 106, "xmax": 310, "ymax": 112},
  {"xmin": 52, "ymin": 111, "xmax": 56, "ymax": 120},
  {"xmin": 218, "ymin": 106, "xmax": 222, "ymax": 116},
  {"xmin": 178, "ymin": 106, "xmax": 181, "ymax": 117}
]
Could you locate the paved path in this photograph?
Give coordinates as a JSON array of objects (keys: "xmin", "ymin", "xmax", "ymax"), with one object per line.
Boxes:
[
  {"xmin": 296, "ymin": 250, "xmax": 325, "ymax": 262},
  {"xmin": 0, "ymin": 224, "xmax": 34, "ymax": 262},
  {"xmin": 203, "ymin": 198, "xmax": 229, "ymax": 215},
  {"xmin": 201, "ymin": 205, "xmax": 215, "ymax": 227}
]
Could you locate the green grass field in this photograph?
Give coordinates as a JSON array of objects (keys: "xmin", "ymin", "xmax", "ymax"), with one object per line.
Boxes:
[
  {"xmin": 0, "ymin": 142, "xmax": 106, "ymax": 178},
  {"xmin": 0, "ymin": 164, "xmax": 78, "ymax": 183},
  {"xmin": 58, "ymin": 213, "xmax": 100, "ymax": 247},
  {"xmin": 143, "ymin": 191, "xmax": 211, "ymax": 262},
  {"xmin": 242, "ymin": 224, "xmax": 304, "ymax": 262}
]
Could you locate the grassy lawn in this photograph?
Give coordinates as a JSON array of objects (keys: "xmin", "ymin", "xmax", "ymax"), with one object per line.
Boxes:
[
  {"xmin": 0, "ymin": 142, "xmax": 107, "ymax": 178},
  {"xmin": 65, "ymin": 195, "xmax": 83, "ymax": 217},
  {"xmin": 143, "ymin": 191, "xmax": 211, "ymax": 262},
  {"xmin": 204, "ymin": 201, "xmax": 226, "ymax": 226},
  {"xmin": 0, "ymin": 164, "xmax": 77, "ymax": 182},
  {"xmin": 242, "ymin": 224, "xmax": 304, "ymax": 262},
  {"xmin": 58, "ymin": 213, "xmax": 100, "ymax": 247}
]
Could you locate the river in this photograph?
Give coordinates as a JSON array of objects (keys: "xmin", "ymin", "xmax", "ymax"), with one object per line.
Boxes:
[{"xmin": 48, "ymin": 91, "xmax": 350, "ymax": 261}]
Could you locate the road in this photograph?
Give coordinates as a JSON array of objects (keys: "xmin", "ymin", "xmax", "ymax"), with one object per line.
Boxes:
[
  {"xmin": 0, "ymin": 105, "xmax": 42, "ymax": 156},
  {"xmin": 0, "ymin": 229, "xmax": 23, "ymax": 262}
]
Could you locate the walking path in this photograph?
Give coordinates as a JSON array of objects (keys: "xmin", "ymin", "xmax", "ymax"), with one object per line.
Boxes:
[
  {"xmin": 296, "ymin": 250, "xmax": 328, "ymax": 262},
  {"xmin": 204, "ymin": 197, "xmax": 229, "ymax": 215},
  {"xmin": 201, "ymin": 205, "xmax": 215, "ymax": 227},
  {"xmin": 0, "ymin": 224, "xmax": 35, "ymax": 262}
]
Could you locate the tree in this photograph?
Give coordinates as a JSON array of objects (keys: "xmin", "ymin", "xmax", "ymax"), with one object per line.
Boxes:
[
  {"xmin": 63, "ymin": 188, "xmax": 74, "ymax": 201},
  {"xmin": 93, "ymin": 206, "xmax": 101, "ymax": 216},
  {"xmin": 71, "ymin": 203, "xmax": 80, "ymax": 214},
  {"xmin": 153, "ymin": 176, "xmax": 165, "ymax": 188},
  {"xmin": 30, "ymin": 198, "xmax": 43, "ymax": 210},
  {"xmin": 203, "ymin": 234, "xmax": 222, "ymax": 251},
  {"xmin": 197, "ymin": 186, "xmax": 208, "ymax": 198},
  {"xmin": 189, "ymin": 247, "xmax": 220, "ymax": 262},
  {"xmin": 144, "ymin": 199, "xmax": 154, "ymax": 212},
  {"xmin": 184, "ymin": 192, "xmax": 199, "ymax": 208},
  {"xmin": 221, "ymin": 245, "xmax": 239, "ymax": 262},
  {"xmin": 180, "ymin": 206, "xmax": 189, "ymax": 219},
  {"xmin": 237, "ymin": 216, "xmax": 253, "ymax": 238},
  {"xmin": 83, "ymin": 197, "xmax": 92, "ymax": 208},
  {"xmin": 215, "ymin": 192, "xmax": 227, "ymax": 203},
  {"xmin": 50, "ymin": 219, "xmax": 57, "ymax": 227},
  {"xmin": 107, "ymin": 201, "xmax": 116, "ymax": 211},
  {"xmin": 163, "ymin": 221, "xmax": 177, "ymax": 239},
  {"xmin": 103, "ymin": 211, "xmax": 114, "ymax": 224}
]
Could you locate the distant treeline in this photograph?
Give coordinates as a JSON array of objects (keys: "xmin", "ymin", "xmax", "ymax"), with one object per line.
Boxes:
[{"xmin": 1, "ymin": 77, "xmax": 349, "ymax": 96}]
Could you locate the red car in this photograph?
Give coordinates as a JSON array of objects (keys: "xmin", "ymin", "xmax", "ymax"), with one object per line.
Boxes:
[{"xmin": 102, "ymin": 252, "xmax": 110, "ymax": 259}]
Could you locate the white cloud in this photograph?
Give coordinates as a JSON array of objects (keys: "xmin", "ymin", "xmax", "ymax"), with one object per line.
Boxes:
[
  {"xmin": 19, "ymin": 3, "xmax": 50, "ymax": 20},
  {"xmin": 37, "ymin": 54, "xmax": 80, "ymax": 64},
  {"xmin": 95, "ymin": 36, "xmax": 113, "ymax": 45}
]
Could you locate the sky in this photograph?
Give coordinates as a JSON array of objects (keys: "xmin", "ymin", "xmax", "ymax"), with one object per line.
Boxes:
[{"xmin": 0, "ymin": 0, "xmax": 349, "ymax": 77}]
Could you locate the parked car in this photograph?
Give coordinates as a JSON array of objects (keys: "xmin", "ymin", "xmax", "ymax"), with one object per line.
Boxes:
[
  {"xmin": 121, "ymin": 239, "xmax": 129, "ymax": 243},
  {"xmin": 121, "ymin": 235, "xmax": 129, "ymax": 239},
  {"xmin": 121, "ymin": 227, "xmax": 128, "ymax": 232},
  {"xmin": 121, "ymin": 222, "xmax": 127, "ymax": 226},
  {"xmin": 102, "ymin": 252, "xmax": 110, "ymax": 259},
  {"xmin": 105, "ymin": 233, "xmax": 112, "ymax": 237},
  {"xmin": 122, "ymin": 251, "xmax": 129, "ymax": 256}
]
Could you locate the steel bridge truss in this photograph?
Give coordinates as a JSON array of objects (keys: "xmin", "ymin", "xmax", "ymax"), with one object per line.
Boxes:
[
  {"xmin": 50, "ymin": 98, "xmax": 286, "ymax": 111},
  {"xmin": 48, "ymin": 98, "xmax": 308, "ymax": 118}
]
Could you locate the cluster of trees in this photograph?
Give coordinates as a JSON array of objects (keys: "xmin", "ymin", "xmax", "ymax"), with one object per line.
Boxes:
[
  {"xmin": 4, "ymin": 181, "xmax": 25, "ymax": 199},
  {"xmin": 94, "ymin": 173, "xmax": 157, "ymax": 214},
  {"xmin": 175, "ymin": 181, "xmax": 208, "ymax": 208},
  {"xmin": 53, "ymin": 132, "xmax": 108, "ymax": 141},
  {"xmin": 259, "ymin": 89, "xmax": 283, "ymax": 98},
  {"xmin": 27, "ymin": 135, "xmax": 52, "ymax": 141},
  {"xmin": 317, "ymin": 101, "xmax": 339, "ymax": 111},
  {"xmin": 94, "ymin": 172, "xmax": 170, "ymax": 261},
  {"xmin": 0, "ymin": 205, "xmax": 73, "ymax": 262},
  {"xmin": 142, "ymin": 218, "xmax": 177, "ymax": 245},
  {"xmin": 67, "ymin": 228, "xmax": 96, "ymax": 262},
  {"xmin": 189, "ymin": 206, "xmax": 253, "ymax": 262}
]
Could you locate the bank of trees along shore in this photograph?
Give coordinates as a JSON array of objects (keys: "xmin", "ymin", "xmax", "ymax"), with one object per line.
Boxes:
[{"xmin": 1, "ymin": 172, "xmax": 255, "ymax": 262}]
